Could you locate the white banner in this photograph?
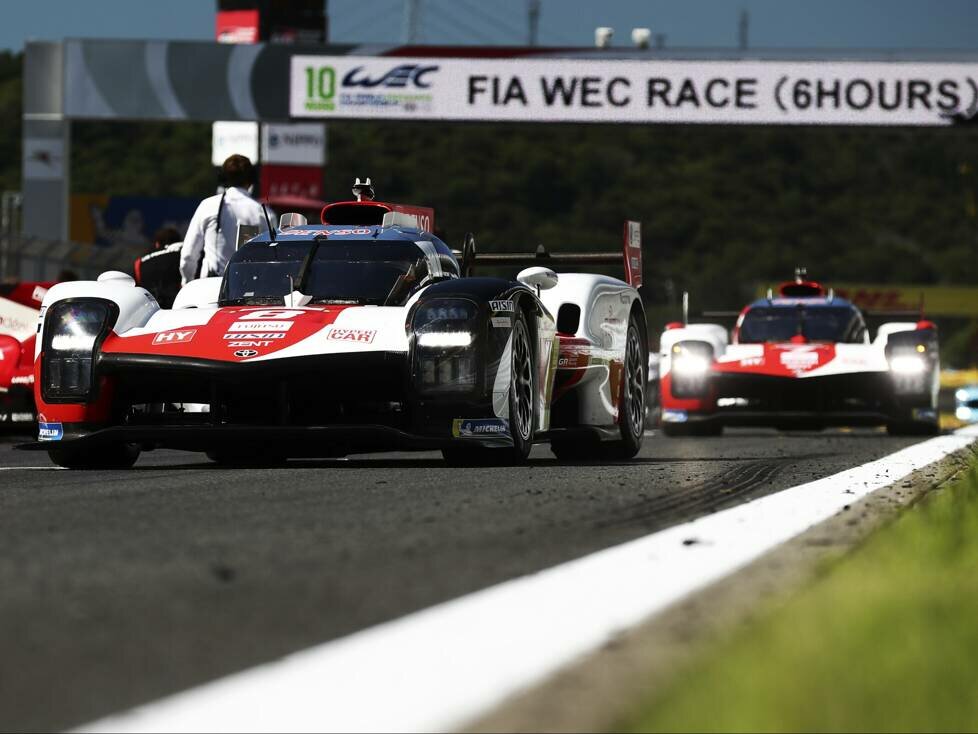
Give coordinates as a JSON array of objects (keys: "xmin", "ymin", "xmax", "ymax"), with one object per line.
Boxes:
[
  {"xmin": 212, "ymin": 121, "xmax": 259, "ymax": 166},
  {"xmin": 261, "ymin": 123, "xmax": 327, "ymax": 165},
  {"xmin": 290, "ymin": 55, "xmax": 978, "ymax": 126}
]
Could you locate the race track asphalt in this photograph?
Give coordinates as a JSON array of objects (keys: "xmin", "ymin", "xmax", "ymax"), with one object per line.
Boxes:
[{"xmin": 0, "ymin": 429, "xmax": 921, "ymax": 731}]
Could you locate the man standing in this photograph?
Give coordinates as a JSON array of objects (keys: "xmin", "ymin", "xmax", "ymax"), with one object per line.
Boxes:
[{"xmin": 179, "ymin": 155, "xmax": 272, "ymax": 285}]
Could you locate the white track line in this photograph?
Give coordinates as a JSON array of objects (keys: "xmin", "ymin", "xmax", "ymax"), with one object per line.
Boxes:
[{"xmin": 84, "ymin": 427, "xmax": 978, "ymax": 734}]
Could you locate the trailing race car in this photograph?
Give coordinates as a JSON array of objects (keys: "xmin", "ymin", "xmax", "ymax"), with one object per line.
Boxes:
[
  {"xmin": 1, "ymin": 281, "xmax": 54, "ymax": 426},
  {"xmin": 27, "ymin": 181, "xmax": 647, "ymax": 468},
  {"xmin": 659, "ymin": 271, "xmax": 940, "ymax": 436}
]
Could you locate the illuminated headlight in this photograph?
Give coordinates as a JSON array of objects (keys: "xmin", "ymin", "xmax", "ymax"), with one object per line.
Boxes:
[
  {"xmin": 672, "ymin": 354, "xmax": 710, "ymax": 377},
  {"xmin": 669, "ymin": 340, "xmax": 713, "ymax": 398},
  {"xmin": 42, "ymin": 300, "xmax": 115, "ymax": 401},
  {"xmin": 413, "ymin": 299, "xmax": 479, "ymax": 394},
  {"xmin": 417, "ymin": 331, "xmax": 474, "ymax": 348},
  {"xmin": 889, "ymin": 355, "xmax": 926, "ymax": 375}
]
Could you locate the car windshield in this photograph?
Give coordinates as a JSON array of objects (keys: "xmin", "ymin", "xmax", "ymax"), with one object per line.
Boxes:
[
  {"xmin": 739, "ymin": 306, "xmax": 863, "ymax": 343},
  {"xmin": 221, "ymin": 239, "xmax": 444, "ymax": 307}
]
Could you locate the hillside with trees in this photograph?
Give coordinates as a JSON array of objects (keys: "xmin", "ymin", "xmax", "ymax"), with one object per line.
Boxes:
[{"xmin": 2, "ymin": 52, "xmax": 977, "ymax": 361}]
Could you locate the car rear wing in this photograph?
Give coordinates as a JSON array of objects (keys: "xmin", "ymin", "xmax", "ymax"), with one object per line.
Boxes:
[{"xmin": 457, "ymin": 221, "xmax": 642, "ymax": 289}]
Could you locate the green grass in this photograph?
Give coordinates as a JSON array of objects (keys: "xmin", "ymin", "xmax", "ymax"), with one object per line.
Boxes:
[{"xmin": 625, "ymin": 461, "xmax": 978, "ymax": 733}]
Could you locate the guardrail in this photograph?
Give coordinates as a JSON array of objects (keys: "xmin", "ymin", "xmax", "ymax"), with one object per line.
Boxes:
[{"xmin": 0, "ymin": 233, "xmax": 143, "ymax": 282}]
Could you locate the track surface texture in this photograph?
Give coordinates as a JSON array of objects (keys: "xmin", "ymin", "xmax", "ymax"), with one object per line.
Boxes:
[{"xmin": 0, "ymin": 429, "xmax": 920, "ymax": 730}]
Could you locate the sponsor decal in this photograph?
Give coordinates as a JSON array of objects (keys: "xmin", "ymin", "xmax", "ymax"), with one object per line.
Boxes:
[
  {"xmin": 740, "ymin": 356, "xmax": 764, "ymax": 367},
  {"xmin": 491, "ymin": 317, "xmax": 511, "ymax": 328},
  {"xmin": 233, "ymin": 349, "xmax": 259, "ymax": 358},
  {"xmin": 490, "ymin": 300, "xmax": 514, "ymax": 312},
  {"xmin": 662, "ymin": 409, "xmax": 689, "ymax": 423},
  {"xmin": 227, "ymin": 321, "xmax": 293, "ymax": 332},
  {"xmin": 11, "ymin": 412, "xmax": 33, "ymax": 422},
  {"xmin": 279, "ymin": 227, "xmax": 372, "ymax": 237},
  {"xmin": 913, "ymin": 408, "xmax": 938, "ymax": 420},
  {"xmin": 238, "ymin": 309, "xmax": 305, "ymax": 321},
  {"xmin": 10, "ymin": 375, "xmax": 34, "ymax": 385},
  {"xmin": 452, "ymin": 418, "xmax": 509, "ymax": 438},
  {"xmin": 226, "ymin": 340, "xmax": 276, "ymax": 348},
  {"xmin": 223, "ymin": 333, "xmax": 287, "ymax": 341},
  {"xmin": 779, "ymin": 348, "xmax": 820, "ymax": 371},
  {"xmin": 152, "ymin": 329, "xmax": 197, "ymax": 345},
  {"xmin": 297, "ymin": 60, "xmax": 439, "ymax": 116},
  {"xmin": 38, "ymin": 422, "xmax": 63, "ymax": 441},
  {"xmin": 325, "ymin": 328, "xmax": 376, "ymax": 344}
]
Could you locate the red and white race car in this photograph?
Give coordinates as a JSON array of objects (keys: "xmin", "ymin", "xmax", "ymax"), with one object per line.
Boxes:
[
  {"xmin": 0, "ymin": 282, "xmax": 53, "ymax": 425},
  {"xmin": 658, "ymin": 273, "xmax": 940, "ymax": 436}
]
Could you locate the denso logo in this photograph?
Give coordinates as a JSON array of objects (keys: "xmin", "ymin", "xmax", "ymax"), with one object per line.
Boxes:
[
  {"xmin": 326, "ymin": 328, "xmax": 376, "ymax": 344},
  {"xmin": 343, "ymin": 64, "xmax": 439, "ymax": 89},
  {"xmin": 152, "ymin": 329, "xmax": 196, "ymax": 345}
]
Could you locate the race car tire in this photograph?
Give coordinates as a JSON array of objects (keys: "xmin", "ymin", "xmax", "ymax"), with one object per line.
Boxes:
[
  {"xmin": 206, "ymin": 449, "xmax": 288, "ymax": 467},
  {"xmin": 442, "ymin": 308, "xmax": 536, "ymax": 466},
  {"xmin": 47, "ymin": 443, "xmax": 140, "ymax": 470},
  {"xmin": 603, "ymin": 316, "xmax": 648, "ymax": 459},
  {"xmin": 661, "ymin": 421, "xmax": 723, "ymax": 437}
]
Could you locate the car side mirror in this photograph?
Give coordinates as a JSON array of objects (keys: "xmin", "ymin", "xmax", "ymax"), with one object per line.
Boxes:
[{"xmin": 517, "ymin": 266, "xmax": 559, "ymax": 294}]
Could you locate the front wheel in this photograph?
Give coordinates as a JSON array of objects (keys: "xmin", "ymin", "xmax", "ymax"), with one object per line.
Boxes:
[
  {"xmin": 48, "ymin": 443, "xmax": 140, "ymax": 469},
  {"xmin": 441, "ymin": 308, "xmax": 536, "ymax": 466}
]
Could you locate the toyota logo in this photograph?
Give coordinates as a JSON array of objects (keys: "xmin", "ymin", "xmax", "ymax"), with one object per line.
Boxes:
[{"xmin": 234, "ymin": 349, "xmax": 258, "ymax": 358}]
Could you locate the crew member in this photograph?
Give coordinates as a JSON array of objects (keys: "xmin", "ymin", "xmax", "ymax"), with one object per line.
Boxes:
[
  {"xmin": 179, "ymin": 155, "xmax": 272, "ymax": 285},
  {"xmin": 134, "ymin": 226, "xmax": 183, "ymax": 308}
]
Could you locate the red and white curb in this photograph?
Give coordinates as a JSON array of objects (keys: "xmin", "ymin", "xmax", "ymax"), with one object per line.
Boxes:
[{"xmin": 83, "ymin": 427, "xmax": 978, "ymax": 733}]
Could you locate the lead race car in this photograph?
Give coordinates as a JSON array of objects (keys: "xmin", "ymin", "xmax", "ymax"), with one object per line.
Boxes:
[
  {"xmin": 28, "ymin": 180, "xmax": 648, "ymax": 467},
  {"xmin": 659, "ymin": 271, "xmax": 940, "ymax": 436}
]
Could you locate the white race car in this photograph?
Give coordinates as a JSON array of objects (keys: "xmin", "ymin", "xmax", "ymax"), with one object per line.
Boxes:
[
  {"xmin": 658, "ymin": 272, "xmax": 940, "ymax": 436},
  {"xmin": 27, "ymin": 182, "xmax": 648, "ymax": 467}
]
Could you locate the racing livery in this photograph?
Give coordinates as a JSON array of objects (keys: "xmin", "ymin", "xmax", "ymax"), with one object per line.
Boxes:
[
  {"xmin": 659, "ymin": 273, "xmax": 940, "ymax": 436},
  {"xmin": 0, "ymin": 281, "xmax": 53, "ymax": 425},
  {"xmin": 27, "ymin": 182, "xmax": 647, "ymax": 467}
]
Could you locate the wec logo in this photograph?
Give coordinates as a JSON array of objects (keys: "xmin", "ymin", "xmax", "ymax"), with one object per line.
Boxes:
[{"xmin": 343, "ymin": 64, "xmax": 439, "ymax": 89}]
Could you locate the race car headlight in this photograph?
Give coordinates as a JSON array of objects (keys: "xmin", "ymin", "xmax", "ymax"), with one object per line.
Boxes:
[
  {"xmin": 889, "ymin": 355, "xmax": 926, "ymax": 375},
  {"xmin": 413, "ymin": 299, "xmax": 479, "ymax": 395},
  {"xmin": 42, "ymin": 299, "xmax": 116, "ymax": 402},
  {"xmin": 672, "ymin": 354, "xmax": 710, "ymax": 377},
  {"xmin": 669, "ymin": 340, "xmax": 713, "ymax": 398}
]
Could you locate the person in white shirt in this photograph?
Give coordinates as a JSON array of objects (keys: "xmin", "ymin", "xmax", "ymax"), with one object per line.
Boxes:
[{"xmin": 179, "ymin": 155, "xmax": 273, "ymax": 285}]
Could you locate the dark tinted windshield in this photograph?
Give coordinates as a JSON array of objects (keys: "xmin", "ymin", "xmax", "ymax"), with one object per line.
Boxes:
[
  {"xmin": 739, "ymin": 306, "xmax": 865, "ymax": 343},
  {"xmin": 221, "ymin": 239, "xmax": 454, "ymax": 306}
]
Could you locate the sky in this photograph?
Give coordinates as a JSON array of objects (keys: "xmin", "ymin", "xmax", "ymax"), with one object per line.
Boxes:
[{"xmin": 3, "ymin": 0, "xmax": 978, "ymax": 52}]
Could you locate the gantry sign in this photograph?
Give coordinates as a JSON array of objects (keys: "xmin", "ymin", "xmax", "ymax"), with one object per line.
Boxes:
[
  {"xmin": 289, "ymin": 56, "xmax": 978, "ymax": 126},
  {"xmin": 22, "ymin": 39, "xmax": 978, "ymax": 241}
]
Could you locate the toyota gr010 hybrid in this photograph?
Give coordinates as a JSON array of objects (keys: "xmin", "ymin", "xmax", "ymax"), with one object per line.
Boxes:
[
  {"xmin": 658, "ymin": 273, "xmax": 940, "ymax": 436},
  {"xmin": 27, "ymin": 185, "xmax": 648, "ymax": 467}
]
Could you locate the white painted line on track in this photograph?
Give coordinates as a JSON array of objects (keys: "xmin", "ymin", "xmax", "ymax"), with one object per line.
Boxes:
[
  {"xmin": 83, "ymin": 427, "xmax": 978, "ymax": 734},
  {"xmin": 0, "ymin": 466, "xmax": 64, "ymax": 471}
]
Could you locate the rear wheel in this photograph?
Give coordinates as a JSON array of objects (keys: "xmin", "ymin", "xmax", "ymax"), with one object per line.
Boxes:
[
  {"xmin": 442, "ymin": 309, "xmax": 536, "ymax": 466},
  {"xmin": 48, "ymin": 443, "xmax": 140, "ymax": 469}
]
